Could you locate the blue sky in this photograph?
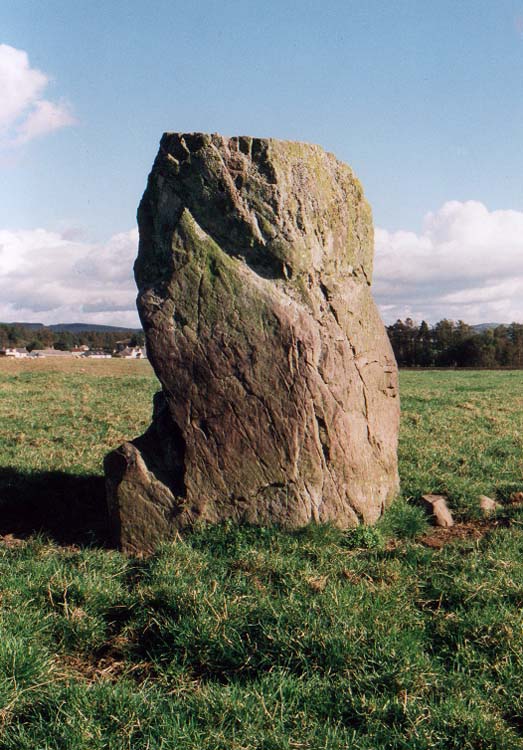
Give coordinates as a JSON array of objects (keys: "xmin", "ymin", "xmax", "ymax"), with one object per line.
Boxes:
[{"xmin": 1, "ymin": 0, "xmax": 523, "ymax": 325}]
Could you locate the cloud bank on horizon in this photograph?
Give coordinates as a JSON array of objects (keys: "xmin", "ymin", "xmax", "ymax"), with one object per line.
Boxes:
[
  {"xmin": 1, "ymin": 201, "xmax": 523, "ymax": 329},
  {"xmin": 0, "ymin": 228, "xmax": 140, "ymax": 327},
  {"xmin": 374, "ymin": 200, "xmax": 523, "ymax": 325},
  {"xmin": 0, "ymin": 44, "xmax": 75, "ymax": 147}
]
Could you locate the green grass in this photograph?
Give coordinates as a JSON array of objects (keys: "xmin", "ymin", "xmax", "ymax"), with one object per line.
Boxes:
[
  {"xmin": 1, "ymin": 361, "xmax": 523, "ymax": 748},
  {"xmin": 399, "ymin": 370, "xmax": 523, "ymax": 514}
]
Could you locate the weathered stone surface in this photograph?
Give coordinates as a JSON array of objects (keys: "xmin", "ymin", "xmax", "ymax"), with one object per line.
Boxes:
[
  {"xmin": 105, "ymin": 132, "xmax": 400, "ymax": 554},
  {"xmin": 421, "ymin": 494, "xmax": 454, "ymax": 528},
  {"xmin": 478, "ymin": 495, "xmax": 501, "ymax": 516}
]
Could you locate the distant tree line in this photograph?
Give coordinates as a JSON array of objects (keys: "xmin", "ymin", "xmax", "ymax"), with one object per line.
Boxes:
[
  {"xmin": 387, "ymin": 319, "xmax": 523, "ymax": 368},
  {"xmin": 0, "ymin": 324, "xmax": 144, "ymax": 352},
  {"xmin": 4, "ymin": 319, "xmax": 523, "ymax": 368}
]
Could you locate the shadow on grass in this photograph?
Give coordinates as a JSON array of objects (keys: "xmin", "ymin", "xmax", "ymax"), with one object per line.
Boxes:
[{"xmin": 0, "ymin": 467, "xmax": 111, "ymax": 547}]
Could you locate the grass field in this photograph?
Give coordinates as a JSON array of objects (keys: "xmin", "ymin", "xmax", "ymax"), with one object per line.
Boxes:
[{"xmin": 1, "ymin": 360, "xmax": 523, "ymax": 749}]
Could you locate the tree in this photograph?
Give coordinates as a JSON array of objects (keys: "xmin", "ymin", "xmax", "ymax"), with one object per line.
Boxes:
[
  {"xmin": 27, "ymin": 340, "xmax": 45, "ymax": 352},
  {"xmin": 417, "ymin": 320, "xmax": 433, "ymax": 366},
  {"xmin": 129, "ymin": 332, "xmax": 145, "ymax": 347}
]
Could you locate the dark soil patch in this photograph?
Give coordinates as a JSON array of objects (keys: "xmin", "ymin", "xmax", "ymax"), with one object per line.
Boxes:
[
  {"xmin": 56, "ymin": 646, "xmax": 153, "ymax": 685},
  {"xmin": 420, "ymin": 519, "xmax": 501, "ymax": 549}
]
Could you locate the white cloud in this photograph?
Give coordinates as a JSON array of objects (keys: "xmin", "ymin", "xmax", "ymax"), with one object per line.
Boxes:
[
  {"xmin": 374, "ymin": 200, "xmax": 523, "ymax": 325},
  {"xmin": 0, "ymin": 44, "xmax": 75, "ymax": 147},
  {"xmin": 3, "ymin": 199, "xmax": 523, "ymax": 330},
  {"xmin": 0, "ymin": 227, "xmax": 140, "ymax": 327},
  {"xmin": 14, "ymin": 98, "xmax": 75, "ymax": 144}
]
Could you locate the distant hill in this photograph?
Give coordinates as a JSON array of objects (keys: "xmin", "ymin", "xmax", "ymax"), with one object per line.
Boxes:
[
  {"xmin": 7, "ymin": 322, "xmax": 45, "ymax": 330},
  {"xmin": 471, "ymin": 323, "xmax": 504, "ymax": 332},
  {"xmin": 5, "ymin": 322, "xmax": 141, "ymax": 333},
  {"xmin": 48, "ymin": 323, "xmax": 142, "ymax": 333}
]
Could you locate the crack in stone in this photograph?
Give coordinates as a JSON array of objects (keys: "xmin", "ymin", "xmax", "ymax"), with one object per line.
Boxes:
[{"xmin": 106, "ymin": 132, "xmax": 400, "ymax": 552}]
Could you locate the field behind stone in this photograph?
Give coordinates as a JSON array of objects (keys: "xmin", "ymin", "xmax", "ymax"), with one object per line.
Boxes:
[{"xmin": 1, "ymin": 360, "xmax": 523, "ymax": 748}]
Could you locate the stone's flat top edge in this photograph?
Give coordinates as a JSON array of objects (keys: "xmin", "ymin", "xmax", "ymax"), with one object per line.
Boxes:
[
  {"xmin": 160, "ymin": 131, "xmax": 335, "ymax": 154},
  {"xmin": 158, "ymin": 132, "xmax": 347, "ymax": 169}
]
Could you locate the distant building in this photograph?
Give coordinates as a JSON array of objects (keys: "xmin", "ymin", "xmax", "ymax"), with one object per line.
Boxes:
[
  {"xmin": 30, "ymin": 349, "xmax": 75, "ymax": 358},
  {"xmin": 0, "ymin": 347, "xmax": 29, "ymax": 358},
  {"xmin": 83, "ymin": 350, "xmax": 112, "ymax": 359},
  {"xmin": 115, "ymin": 346, "xmax": 147, "ymax": 359}
]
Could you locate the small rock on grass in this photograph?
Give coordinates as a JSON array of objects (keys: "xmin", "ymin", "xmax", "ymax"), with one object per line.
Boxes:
[
  {"xmin": 308, "ymin": 576, "xmax": 328, "ymax": 592},
  {"xmin": 421, "ymin": 494, "xmax": 454, "ymax": 528},
  {"xmin": 478, "ymin": 495, "xmax": 501, "ymax": 516}
]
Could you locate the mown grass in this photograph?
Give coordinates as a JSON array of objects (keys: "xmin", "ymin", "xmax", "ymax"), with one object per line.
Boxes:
[
  {"xmin": 399, "ymin": 370, "xmax": 523, "ymax": 514},
  {"xmin": 1, "ymin": 361, "xmax": 523, "ymax": 749},
  {"xmin": 0, "ymin": 358, "xmax": 157, "ymax": 543}
]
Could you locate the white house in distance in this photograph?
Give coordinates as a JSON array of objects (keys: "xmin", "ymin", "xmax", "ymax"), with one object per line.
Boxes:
[
  {"xmin": 0, "ymin": 347, "xmax": 29, "ymax": 358},
  {"xmin": 0, "ymin": 344, "xmax": 147, "ymax": 359},
  {"xmin": 30, "ymin": 348, "xmax": 75, "ymax": 358},
  {"xmin": 115, "ymin": 346, "xmax": 147, "ymax": 359},
  {"xmin": 83, "ymin": 350, "xmax": 112, "ymax": 359}
]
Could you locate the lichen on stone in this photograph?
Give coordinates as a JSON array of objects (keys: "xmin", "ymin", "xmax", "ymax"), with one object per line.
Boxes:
[{"xmin": 105, "ymin": 132, "xmax": 400, "ymax": 555}]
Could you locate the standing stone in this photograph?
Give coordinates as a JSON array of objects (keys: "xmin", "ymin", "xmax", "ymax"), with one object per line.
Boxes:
[{"xmin": 104, "ymin": 133, "xmax": 400, "ymax": 554}]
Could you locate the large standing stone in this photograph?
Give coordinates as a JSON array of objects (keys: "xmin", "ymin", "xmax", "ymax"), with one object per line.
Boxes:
[{"xmin": 104, "ymin": 133, "xmax": 400, "ymax": 554}]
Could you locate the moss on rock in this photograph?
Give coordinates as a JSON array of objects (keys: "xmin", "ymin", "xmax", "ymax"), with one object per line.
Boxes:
[{"xmin": 106, "ymin": 133, "xmax": 400, "ymax": 555}]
